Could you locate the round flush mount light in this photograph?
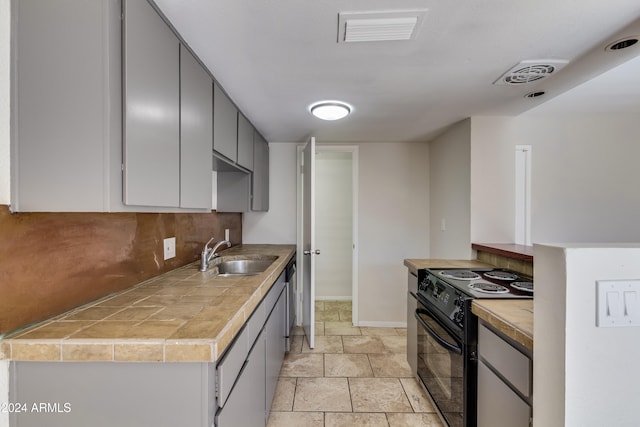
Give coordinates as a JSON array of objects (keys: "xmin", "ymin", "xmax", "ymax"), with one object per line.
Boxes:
[
  {"xmin": 309, "ymin": 101, "xmax": 352, "ymax": 120},
  {"xmin": 606, "ymin": 37, "xmax": 639, "ymax": 51}
]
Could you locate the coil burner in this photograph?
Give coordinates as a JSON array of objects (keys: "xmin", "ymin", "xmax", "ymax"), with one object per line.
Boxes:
[{"xmin": 468, "ymin": 282, "xmax": 510, "ymax": 294}]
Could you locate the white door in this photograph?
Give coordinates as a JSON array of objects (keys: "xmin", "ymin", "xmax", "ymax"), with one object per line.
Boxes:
[{"xmin": 302, "ymin": 137, "xmax": 317, "ymax": 348}]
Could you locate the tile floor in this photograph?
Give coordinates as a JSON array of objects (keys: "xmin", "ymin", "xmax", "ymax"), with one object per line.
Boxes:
[{"xmin": 267, "ymin": 301, "xmax": 445, "ymax": 427}]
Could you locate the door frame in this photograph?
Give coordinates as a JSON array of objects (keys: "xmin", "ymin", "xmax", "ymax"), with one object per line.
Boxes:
[{"xmin": 296, "ymin": 144, "xmax": 359, "ymax": 326}]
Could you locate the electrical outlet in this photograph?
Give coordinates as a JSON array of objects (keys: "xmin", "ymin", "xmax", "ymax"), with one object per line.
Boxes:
[{"xmin": 163, "ymin": 237, "xmax": 176, "ymax": 260}]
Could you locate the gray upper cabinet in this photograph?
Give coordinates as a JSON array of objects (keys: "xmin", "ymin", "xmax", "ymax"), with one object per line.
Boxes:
[
  {"xmin": 252, "ymin": 131, "xmax": 270, "ymax": 211},
  {"xmin": 237, "ymin": 113, "xmax": 254, "ymax": 171},
  {"xmin": 213, "ymin": 83, "xmax": 238, "ymax": 163},
  {"xmin": 180, "ymin": 46, "xmax": 213, "ymax": 209},
  {"xmin": 123, "ymin": 0, "xmax": 180, "ymax": 207},
  {"xmin": 11, "ymin": 0, "xmax": 121, "ymax": 212}
]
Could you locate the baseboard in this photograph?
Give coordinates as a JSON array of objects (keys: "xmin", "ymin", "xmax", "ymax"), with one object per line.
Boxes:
[
  {"xmin": 315, "ymin": 296, "xmax": 352, "ymax": 301},
  {"xmin": 356, "ymin": 321, "xmax": 407, "ymax": 328}
]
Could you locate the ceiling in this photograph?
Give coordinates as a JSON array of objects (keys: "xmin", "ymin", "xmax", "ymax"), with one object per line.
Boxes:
[{"xmin": 153, "ymin": 0, "xmax": 640, "ymax": 143}]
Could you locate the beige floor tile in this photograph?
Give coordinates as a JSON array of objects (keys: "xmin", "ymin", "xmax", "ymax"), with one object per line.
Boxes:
[
  {"xmin": 395, "ymin": 328, "xmax": 407, "ymax": 336},
  {"xmin": 302, "ymin": 335, "xmax": 343, "ymax": 353},
  {"xmin": 325, "ymin": 412, "xmax": 389, "ymax": 427},
  {"xmin": 369, "ymin": 353, "xmax": 412, "ymax": 377},
  {"xmin": 315, "ymin": 310, "xmax": 340, "ymax": 321},
  {"xmin": 339, "ymin": 310, "xmax": 352, "ymax": 321},
  {"xmin": 293, "ymin": 378, "xmax": 352, "ymax": 412},
  {"xmin": 400, "ymin": 378, "xmax": 437, "ymax": 413},
  {"xmin": 349, "ymin": 378, "xmax": 413, "ymax": 413},
  {"xmin": 315, "ymin": 321, "xmax": 325, "ymax": 336},
  {"xmin": 386, "ymin": 413, "xmax": 445, "ymax": 427},
  {"xmin": 324, "ymin": 301, "xmax": 352, "ymax": 311},
  {"xmin": 289, "ymin": 335, "xmax": 304, "ymax": 353},
  {"xmin": 325, "ymin": 321, "xmax": 361, "ymax": 336},
  {"xmin": 315, "ymin": 301, "xmax": 325, "ymax": 311},
  {"xmin": 267, "ymin": 411, "xmax": 324, "ymax": 427},
  {"xmin": 342, "ymin": 335, "xmax": 387, "ymax": 353},
  {"xmin": 361, "ymin": 327, "xmax": 401, "ymax": 336},
  {"xmin": 380, "ymin": 335, "xmax": 408, "ymax": 353},
  {"xmin": 270, "ymin": 377, "xmax": 297, "ymax": 411},
  {"xmin": 325, "ymin": 353, "xmax": 373, "ymax": 377},
  {"xmin": 280, "ymin": 353, "xmax": 324, "ymax": 377}
]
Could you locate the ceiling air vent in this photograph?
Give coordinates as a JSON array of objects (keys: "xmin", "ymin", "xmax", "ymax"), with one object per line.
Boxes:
[
  {"xmin": 337, "ymin": 10, "xmax": 428, "ymax": 43},
  {"xmin": 493, "ymin": 60, "xmax": 569, "ymax": 85}
]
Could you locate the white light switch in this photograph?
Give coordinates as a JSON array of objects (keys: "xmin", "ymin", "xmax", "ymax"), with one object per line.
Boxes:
[
  {"xmin": 597, "ymin": 280, "xmax": 640, "ymax": 327},
  {"xmin": 163, "ymin": 237, "xmax": 176, "ymax": 260},
  {"xmin": 225, "ymin": 228, "xmax": 230, "ymax": 241}
]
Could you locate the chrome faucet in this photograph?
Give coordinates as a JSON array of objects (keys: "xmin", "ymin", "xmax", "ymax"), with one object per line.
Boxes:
[{"xmin": 199, "ymin": 237, "xmax": 231, "ymax": 272}]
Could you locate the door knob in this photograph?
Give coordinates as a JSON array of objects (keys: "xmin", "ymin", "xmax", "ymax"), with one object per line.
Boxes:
[{"xmin": 303, "ymin": 250, "xmax": 321, "ymax": 255}]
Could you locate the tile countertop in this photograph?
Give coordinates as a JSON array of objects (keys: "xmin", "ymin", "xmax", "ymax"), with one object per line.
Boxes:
[
  {"xmin": 404, "ymin": 258, "xmax": 533, "ymax": 351},
  {"xmin": 472, "ymin": 299, "xmax": 533, "ymax": 351},
  {"xmin": 0, "ymin": 244, "xmax": 295, "ymax": 364}
]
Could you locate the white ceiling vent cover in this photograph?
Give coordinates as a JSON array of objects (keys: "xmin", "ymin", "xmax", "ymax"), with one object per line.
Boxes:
[
  {"xmin": 338, "ymin": 10, "xmax": 428, "ymax": 43},
  {"xmin": 493, "ymin": 59, "xmax": 570, "ymax": 85}
]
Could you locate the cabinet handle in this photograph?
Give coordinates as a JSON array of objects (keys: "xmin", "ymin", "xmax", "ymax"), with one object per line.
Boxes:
[{"xmin": 303, "ymin": 250, "xmax": 321, "ymax": 255}]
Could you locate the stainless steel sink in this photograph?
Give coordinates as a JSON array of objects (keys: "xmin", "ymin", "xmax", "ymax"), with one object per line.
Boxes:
[{"xmin": 214, "ymin": 255, "xmax": 277, "ymax": 277}]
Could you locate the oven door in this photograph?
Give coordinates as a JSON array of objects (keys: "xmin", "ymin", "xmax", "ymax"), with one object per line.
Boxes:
[{"xmin": 416, "ymin": 297, "xmax": 465, "ymax": 427}]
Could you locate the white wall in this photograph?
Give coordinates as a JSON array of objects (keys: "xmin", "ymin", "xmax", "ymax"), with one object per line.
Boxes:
[
  {"xmin": 470, "ymin": 117, "xmax": 517, "ymax": 243},
  {"xmin": 356, "ymin": 142, "xmax": 429, "ymax": 325},
  {"xmin": 534, "ymin": 243, "xmax": 640, "ymax": 427},
  {"xmin": 315, "ymin": 151, "xmax": 352, "ymax": 300},
  {"xmin": 429, "ymin": 119, "xmax": 472, "ymax": 259},
  {"xmin": 247, "ymin": 141, "xmax": 429, "ymax": 325},
  {"xmin": 243, "ymin": 142, "xmax": 298, "ymax": 244},
  {"xmin": 0, "ymin": 0, "xmax": 10, "ymax": 205},
  {"xmin": 470, "ymin": 114, "xmax": 640, "ymax": 244}
]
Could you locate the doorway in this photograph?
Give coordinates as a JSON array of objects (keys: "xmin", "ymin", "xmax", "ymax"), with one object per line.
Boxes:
[{"xmin": 297, "ymin": 144, "xmax": 359, "ymax": 327}]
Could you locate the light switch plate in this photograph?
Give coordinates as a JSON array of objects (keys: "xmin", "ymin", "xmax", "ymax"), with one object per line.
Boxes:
[
  {"xmin": 596, "ymin": 280, "xmax": 640, "ymax": 327},
  {"xmin": 163, "ymin": 237, "xmax": 176, "ymax": 260}
]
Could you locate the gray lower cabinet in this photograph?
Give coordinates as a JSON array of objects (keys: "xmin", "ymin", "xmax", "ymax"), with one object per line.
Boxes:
[
  {"xmin": 10, "ymin": 362, "xmax": 215, "ymax": 427},
  {"xmin": 216, "ymin": 330, "xmax": 266, "ymax": 427},
  {"xmin": 477, "ymin": 322, "xmax": 532, "ymax": 427},
  {"xmin": 123, "ymin": 0, "xmax": 180, "ymax": 207},
  {"xmin": 251, "ymin": 131, "xmax": 270, "ymax": 211},
  {"xmin": 265, "ymin": 286, "xmax": 287, "ymax": 413}
]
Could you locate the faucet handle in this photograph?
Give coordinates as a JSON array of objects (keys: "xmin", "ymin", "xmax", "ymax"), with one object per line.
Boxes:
[{"xmin": 205, "ymin": 236, "xmax": 215, "ymax": 247}]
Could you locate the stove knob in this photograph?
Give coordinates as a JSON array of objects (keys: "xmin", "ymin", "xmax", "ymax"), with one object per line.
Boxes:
[{"xmin": 454, "ymin": 311, "xmax": 464, "ymax": 324}]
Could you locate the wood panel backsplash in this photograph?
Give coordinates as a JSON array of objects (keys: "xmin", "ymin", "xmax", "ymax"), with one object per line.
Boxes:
[{"xmin": 0, "ymin": 205, "xmax": 242, "ymax": 335}]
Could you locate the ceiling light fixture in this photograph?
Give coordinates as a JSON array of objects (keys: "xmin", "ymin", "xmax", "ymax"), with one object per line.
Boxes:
[{"xmin": 309, "ymin": 101, "xmax": 352, "ymax": 120}]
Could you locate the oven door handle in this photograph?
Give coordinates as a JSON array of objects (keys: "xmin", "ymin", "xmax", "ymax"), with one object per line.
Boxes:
[{"xmin": 415, "ymin": 309, "xmax": 463, "ymax": 355}]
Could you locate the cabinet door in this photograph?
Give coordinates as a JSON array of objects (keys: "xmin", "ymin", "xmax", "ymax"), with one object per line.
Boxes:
[
  {"xmin": 251, "ymin": 132, "xmax": 270, "ymax": 211},
  {"xmin": 11, "ymin": 0, "xmax": 116, "ymax": 212},
  {"xmin": 237, "ymin": 113, "xmax": 254, "ymax": 170},
  {"xmin": 213, "ymin": 82, "xmax": 238, "ymax": 162},
  {"xmin": 123, "ymin": 0, "xmax": 180, "ymax": 207},
  {"xmin": 266, "ymin": 288, "xmax": 286, "ymax": 415},
  {"xmin": 216, "ymin": 331, "xmax": 266, "ymax": 427},
  {"xmin": 180, "ymin": 45, "xmax": 213, "ymax": 209}
]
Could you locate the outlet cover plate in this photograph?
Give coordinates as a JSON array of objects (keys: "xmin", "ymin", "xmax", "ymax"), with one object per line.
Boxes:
[{"xmin": 164, "ymin": 237, "xmax": 176, "ymax": 260}]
